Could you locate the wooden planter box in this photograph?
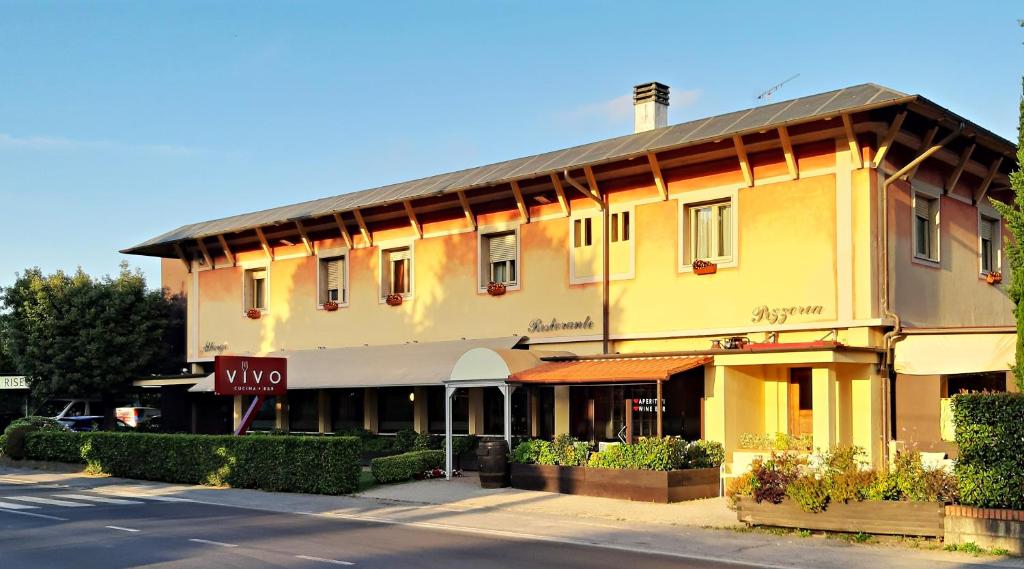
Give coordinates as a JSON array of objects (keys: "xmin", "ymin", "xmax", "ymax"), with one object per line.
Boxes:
[
  {"xmin": 510, "ymin": 463, "xmax": 720, "ymax": 503},
  {"xmin": 735, "ymin": 496, "xmax": 945, "ymax": 537}
]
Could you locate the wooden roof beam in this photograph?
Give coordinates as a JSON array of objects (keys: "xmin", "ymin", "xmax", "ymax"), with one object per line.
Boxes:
[
  {"xmin": 457, "ymin": 191, "xmax": 477, "ymax": 229},
  {"xmin": 562, "ymin": 169, "xmax": 604, "ymax": 209},
  {"xmin": 732, "ymin": 135, "xmax": 753, "ymax": 187},
  {"xmin": 647, "ymin": 151, "xmax": 668, "ymax": 199},
  {"xmin": 332, "ymin": 212, "xmax": 353, "ymax": 249},
  {"xmin": 777, "ymin": 126, "xmax": 798, "ymax": 180},
  {"xmin": 294, "ymin": 220, "xmax": 314, "ymax": 256},
  {"xmin": 945, "ymin": 141, "xmax": 976, "ymax": 194},
  {"xmin": 196, "ymin": 238, "xmax": 215, "ymax": 268},
  {"xmin": 842, "ymin": 114, "xmax": 863, "ymax": 169},
  {"xmin": 906, "ymin": 125, "xmax": 939, "ymax": 182},
  {"xmin": 352, "ymin": 209, "xmax": 372, "ymax": 247},
  {"xmin": 583, "ymin": 166, "xmax": 603, "ymax": 202},
  {"xmin": 510, "ymin": 181, "xmax": 530, "ymax": 223},
  {"xmin": 549, "ymin": 174, "xmax": 570, "ymax": 216},
  {"xmin": 872, "ymin": 110, "xmax": 906, "ymax": 168},
  {"xmin": 403, "ymin": 200, "xmax": 423, "ymax": 238},
  {"xmin": 255, "ymin": 227, "xmax": 274, "ymax": 261},
  {"xmin": 974, "ymin": 157, "xmax": 1004, "ymax": 205},
  {"xmin": 172, "ymin": 243, "xmax": 191, "ymax": 273},
  {"xmin": 217, "ymin": 234, "xmax": 236, "ymax": 267}
]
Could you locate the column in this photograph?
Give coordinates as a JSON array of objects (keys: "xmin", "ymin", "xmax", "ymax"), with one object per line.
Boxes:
[
  {"xmin": 445, "ymin": 386, "xmax": 454, "ymax": 480},
  {"xmin": 232, "ymin": 396, "xmax": 243, "ymax": 432},
  {"xmin": 554, "ymin": 386, "xmax": 570, "ymax": 436},
  {"xmin": 468, "ymin": 387, "xmax": 485, "ymax": 435},
  {"xmin": 849, "ymin": 366, "xmax": 883, "ymax": 468},
  {"xmin": 413, "ymin": 387, "xmax": 429, "ymax": 433},
  {"xmin": 363, "ymin": 388, "xmax": 379, "ymax": 433},
  {"xmin": 812, "ymin": 367, "xmax": 837, "ymax": 450},
  {"xmin": 529, "ymin": 388, "xmax": 539, "ymax": 437},
  {"xmin": 276, "ymin": 394, "xmax": 288, "ymax": 432},
  {"xmin": 318, "ymin": 390, "xmax": 331, "ymax": 434}
]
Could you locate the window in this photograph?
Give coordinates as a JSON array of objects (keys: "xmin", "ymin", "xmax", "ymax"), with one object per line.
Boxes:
[
  {"xmin": 481, "ymin": 231, "xmax": 518, "ymax": 287},
  {"xmin": 377, "ymin": 387, "xmax": 414, "ymax": 433},
  {"xmin": 244, "ymin": 268, "xmax": 268, "ymax": 311},
  {"xmin": 980, "ymin": 215, "xmax": 999, "ymax": 273},
  {"xmin": 330, "ymin": 389, "xmax": 364, "ymax": 433},
  {"xmin": 687, "ymin": 199, "xmax": 733, "ymax": 263},
  {"xmin": 382, "ymin": 247, "xmax": 411, "ymax": 297},
  {"xmin": 611, "ymin": 211, "xmax": 631, "ymax": 242},
  {"xmin": 288, "ymin": 391, "xmax": 319, "ymax": 433},
  {"xmin": 573, "ymin": 217, "xmax": 593, "ymax": 248},
  {"xmin": 913, "ymin": 193, "xmax": 939, "ymax": 261},
  {"xmin": 319, "ymin": 256, "xmax": 346, "ymax": 304}
]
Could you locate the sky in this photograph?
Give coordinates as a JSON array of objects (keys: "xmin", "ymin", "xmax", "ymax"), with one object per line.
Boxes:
[{"xmin": 0, "ymin": 1, "xmax": 1021, "ymax": 290}]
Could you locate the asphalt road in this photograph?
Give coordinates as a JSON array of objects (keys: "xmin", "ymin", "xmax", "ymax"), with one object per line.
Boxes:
[{"xmin": 0, "ymin": 480, "xmax": 754, "ymax": 569}]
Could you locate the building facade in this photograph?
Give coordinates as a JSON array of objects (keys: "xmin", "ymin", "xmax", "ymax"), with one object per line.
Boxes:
[{"xmin": 128, "ymin": 82, "xmax": 1018, "ymax": 471}]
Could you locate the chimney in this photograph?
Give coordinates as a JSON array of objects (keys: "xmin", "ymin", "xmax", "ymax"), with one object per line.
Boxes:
[{"xmin": 633, "ymin": 82, "xmax": 669, "ymax": 133}]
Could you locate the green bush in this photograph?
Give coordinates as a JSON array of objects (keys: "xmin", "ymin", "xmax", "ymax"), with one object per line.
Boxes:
[
  {"xmin": 787, "ymin": 474, "xmax": 828, "ymax": 513},
  {"xmin": 680, "ymin": 439, "xmax": 725, "ymax": 469},
  {"xmin": 952, "ymin": 393, "xmax": 1024, "ymax": 509},
  {"xmin": 394, "ymin": 429, "xmax": 418, "ymax": 453},
  {"xmin": 413, "ymin": 432, "xmax": 442, "ymax": 451},
  {"xmin": 452, "ymin": 435, "xmax": 478, "ymax": 456},
  {"xmin": 821, "ymin": 446, "xmax": 874, "ymax": 504},
  {"xmin": 512, "ymin": 439, "xmax": 549, "ymax": 464},
  {"xmin": 589, "ymin": 437, "xmax": 681, "ymax": 470},
  {"xmin": 4, "ymin": 416, "xmax": 64, "ymax": 435},
  {"xmin": 24, "ymin": 431, "xmax": 361, "ymax": 495},
  {"xmin": 3, "ymin": 416, "xmax": 66, "ymax": 459},
  {"xmin": 737, "ymin": 432, "xmax": 813, "ymax": 452},
  {"xmin": 370, "ymin": 450, "xmax": 445, "ymax": 484},
  {"xmin": 551, "ymin": 434, "xmax": 590, "ymax": 466}
]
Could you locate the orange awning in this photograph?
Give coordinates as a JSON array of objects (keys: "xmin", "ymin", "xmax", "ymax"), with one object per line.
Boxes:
[{"xmin": 509, "ymin": 356, "xmax": 711, "ymax": 384}]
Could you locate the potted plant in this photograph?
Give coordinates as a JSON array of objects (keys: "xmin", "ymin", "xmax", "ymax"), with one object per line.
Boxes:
[
  {"xmin": 386, "ymin": 293, "xmax": 404, "ymax": 306},
  {"xmin": 986, "ymin": 272, "xmax": 1002, "ymax": 285},
  {"xmin": 246, "ymin": 308, "xmax": 261, "ymax": 320},
  {"xmin": 322, "ymin": 300, "xmax": 340, "ymax": 311},
  {"xmin": 486, "ymin": 281, "xmax": 507, "ymax": 296},
  {"xmin": 692, "ymin": 259, "xmax": 717, "ymax": 275}
]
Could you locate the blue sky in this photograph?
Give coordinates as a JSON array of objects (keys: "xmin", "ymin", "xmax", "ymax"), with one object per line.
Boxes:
[{"xmin": 0, "ymin": 1, "xmax": 1020, "ymax": 289}]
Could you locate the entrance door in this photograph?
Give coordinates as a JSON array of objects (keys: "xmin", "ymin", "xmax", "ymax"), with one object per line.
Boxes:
[{"xmin": 788, "ymin": 368, "xmax": 813, "ymax": 436}]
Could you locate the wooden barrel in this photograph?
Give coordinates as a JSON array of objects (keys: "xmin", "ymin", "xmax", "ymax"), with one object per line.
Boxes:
[{"xmin": 476, "ymin": 440, "xmax": 510, "ymax": 488}]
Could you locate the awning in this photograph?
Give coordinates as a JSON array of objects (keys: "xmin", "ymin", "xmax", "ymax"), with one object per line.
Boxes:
[
  {"xmin": 509, "ymin": 355, "xmax": 711, "ymax": 384},
  {"xmin": 893, "ymin": 331, "xmax": 1015, "ymax": 376},
  {"xmin": 188, "ymin": 337, "xmax": 525, "ymax": 392}
]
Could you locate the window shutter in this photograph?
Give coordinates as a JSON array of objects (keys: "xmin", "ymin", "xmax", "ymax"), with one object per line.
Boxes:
[
  {"xmin": 251, "ymin": 270, "xmax": 267, "ymax": 281},
  {"xmin": 980, "ymin": 218, "xmax": 994, "ymax": 241},
  {"xmin": 488, "ymin": 233, "xmax": 517, "ymax": 262},
  {"xmin": 914, "ymin": 197, "xmax": 931, "ymax": 219},
  {"xmin": 326, "ymin": 259, "xmax": 341, "ymax": 291},
  {"xmin": 389, "ymin": 248, "xmax": 410, "ymax": 262}
]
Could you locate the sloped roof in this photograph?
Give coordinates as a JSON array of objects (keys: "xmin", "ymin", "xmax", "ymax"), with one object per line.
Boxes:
[{"xmin": 509, "ymin": 355, "xmax": 711, "ymax": 384}]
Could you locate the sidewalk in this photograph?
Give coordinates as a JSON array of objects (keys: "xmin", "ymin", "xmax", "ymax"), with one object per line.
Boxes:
[{"xmin": 1, "ymin": 465, "xmax": 1021, "ymax": 569}]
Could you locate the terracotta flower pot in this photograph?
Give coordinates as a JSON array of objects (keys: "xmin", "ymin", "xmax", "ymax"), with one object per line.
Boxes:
[
  {"xmin": 986, "ymin": 272, "xmax": 1003, "ymax": 285},
  {"xmin": 323, "ymin": 301, "xmax": 339, "ymax": 311},
  {"xmin": 246, "ymin": 308, "xmax": 261, "ymax": 320},
  {"xmin": 486, "ymin": 282, "xmax": 507, "ymax": 296},
  {"xmin": 386, "ymin": 294, "xmax": 404, "ymax": 306},
  {"xmin": 692, "ymin": 260, "xmax": 717, "ymax": 275}
]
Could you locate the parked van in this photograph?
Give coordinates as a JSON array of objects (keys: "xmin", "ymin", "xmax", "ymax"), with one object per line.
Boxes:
[{"xmin": 115, "ymin": 406, "xmax": 160, "ymax": 428}]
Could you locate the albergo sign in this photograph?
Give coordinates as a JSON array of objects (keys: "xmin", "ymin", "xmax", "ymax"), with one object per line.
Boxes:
[{"xmin": 214, "ymin": 355, "xmax": 287, "ymax": 396}]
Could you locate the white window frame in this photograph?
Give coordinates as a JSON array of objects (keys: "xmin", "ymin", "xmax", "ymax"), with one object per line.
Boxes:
[
  {"xmin": 377, "ymin": 240, "xmax": 415, "ymax": 303},
  {"xmin": 978, "ymin": 206, "xmax": 1002, "ymax": 276},
  {"xmin": 316, "ymin": 247, "xmax": 350, "ymax": 309},
  {"xmin": 241, "ymin": 264, "xmax": 270, "ymax": 315},
  {"xmin": 678, "ymin": 186, "xmax": 740, "ymax": 273},
  {"xmin": 477, "ymin": 223, "xmax": 522, "ymax": 293},
  {"xmin": 911, "ymin": 186, "xmax": 941, "ymax": 266},
  {"xmin": 567, "ymin": 204, "xmax": 637, "ymax": 285}
]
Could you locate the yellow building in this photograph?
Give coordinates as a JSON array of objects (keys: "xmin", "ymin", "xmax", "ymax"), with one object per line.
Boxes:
[{"xmin": 126, "ymin": 82, "xmax": 1018, "ymax": 471}]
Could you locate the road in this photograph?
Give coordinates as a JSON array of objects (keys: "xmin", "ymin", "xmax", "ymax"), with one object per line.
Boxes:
[{"xmin": 0, "ymin": 480, "xmax": 750, "ymax": 569}]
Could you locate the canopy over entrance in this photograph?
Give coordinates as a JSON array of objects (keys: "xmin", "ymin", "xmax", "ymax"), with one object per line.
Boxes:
[
  {"xmin": 509, "ymin": 355, "xmax": 711, "ymax": 384},
  {"xmin": 894, "ymin": 329, "xmax": 1015, "ymax": 376}
]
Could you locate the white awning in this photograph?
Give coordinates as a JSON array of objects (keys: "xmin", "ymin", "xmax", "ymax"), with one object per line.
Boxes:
[
  {"xmin": 893, "ymin": 331, "xmax": 1015, "ymax": 376},
  {"xmin": 188, "ymin": 337, "xmax": 526, "ymax": 392}
]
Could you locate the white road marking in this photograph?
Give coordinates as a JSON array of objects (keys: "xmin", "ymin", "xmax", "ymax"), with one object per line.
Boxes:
[
  {"xmin": 106, "ymin": 525, "xmax": 140, "ymax": 532},
  {"xmin": 57, "ymin": 494, "xmax": 142, "ymax": 505},
  {"xmin": 295, "ymin": 555, "xmax": 354, "ymax": 566},
  {"xmin": 110, "ymin": 493, "xmax": 192, "ymax": 502},
  {"xmin": 189, "ymin": 538, "xmax": 238, "ymax": 548},
  {"xmin": 0, "ymin": 508, "xmax": 68, "ymax": 521},
  {"xmin": 0, "ymin": 500, "xmax": 40, "ymax": 510},
  {"xmin": 4, "ymin": 496, "xmax": 93, "ymax": 507}
]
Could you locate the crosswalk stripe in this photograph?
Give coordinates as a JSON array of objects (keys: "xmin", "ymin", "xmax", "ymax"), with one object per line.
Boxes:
[
  {"xmin": 4, "ymin": 496, "xmax": 94, "ymax": 507},
  {"xmin": 56, "ymin": 494, "xmax": 143, "ymax": 505},
  {"xmin": 0, "ymin": 500, "xmax": 40, "ymax": 510},
  {"xmin": 110, "ymin": 494, "xmax": 192, "ymax": 503}
]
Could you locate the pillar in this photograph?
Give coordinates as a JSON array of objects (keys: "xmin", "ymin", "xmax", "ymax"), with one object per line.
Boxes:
[
  {"xmin": 812, "ymin": 367, "xmax": 837, "ymax": 450},
  {"xmin": 554, "ymin": 386, "xmax": 570, "ymax": 436},
  {"xmin": 232, "ymin": 395, "xmax": 243, "ymax": 431},
  {"xmin": 413, "ymin": 387, "xmax": 429, "ymax": 433},
  {"xmin": 529, "ymin": 388, "xmax": 539, "ymax": 437},
  {"xmin": 276, "ymin": 394, "xmax": 288, "ymax": 432},
  {"xmin": 363, "ymin": 388, "xmax": 379, "ymax": 433},
  {"xmin": 318, "ymin": 390, "xmax": 331, "ymax": 434},
  {"xmin": 849, "ymin": 366, "xmax": 883, "ymax": 468},
  {"xmin": 468, "ymin": 388, "xmax": 484, "ymax": 435}
]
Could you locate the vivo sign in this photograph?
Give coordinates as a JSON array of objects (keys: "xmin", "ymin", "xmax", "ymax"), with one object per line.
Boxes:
[{"xmin": 214, "ymin": 356, "xmax": 287, "ymax": 396}]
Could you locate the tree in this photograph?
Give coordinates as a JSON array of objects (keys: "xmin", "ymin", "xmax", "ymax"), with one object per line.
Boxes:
[
  {"xmin": 991, "ymin": 27, "xmax": 1024, "ymax": 390},
  {"xmin": 0, "ymin": 264, "xmax": 173, "ymax": 424}
]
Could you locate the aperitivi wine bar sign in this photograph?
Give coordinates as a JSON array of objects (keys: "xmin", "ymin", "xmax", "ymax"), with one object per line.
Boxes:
[{"xmin": 214, "ymin": 355, "xmax": 287, "ymax": 396}]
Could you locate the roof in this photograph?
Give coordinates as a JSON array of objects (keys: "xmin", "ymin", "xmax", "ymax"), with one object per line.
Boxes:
[
  {"xmin": 124, "ymin": 83, "xmax": 962, "ymax": 257},
  {"xmin": 188, "ymin": 336, "xmax": 525, "ymax": 392},
  {"xmin": 509, "ymin": 355, "xmax": 711, "ymax": 384}
]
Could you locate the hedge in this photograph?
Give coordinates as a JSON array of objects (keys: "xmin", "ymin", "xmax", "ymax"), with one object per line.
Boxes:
[
  {"xmin": 951, "ymin": 392, "xmax": 1024, "ymax": 509},
  {"xmin": 370, "ymin": 450, "xmax": 445, "ymax": 484},
  {"xmin": 24, "ymin": 431, "xmax": 362, "ymax": 495}
]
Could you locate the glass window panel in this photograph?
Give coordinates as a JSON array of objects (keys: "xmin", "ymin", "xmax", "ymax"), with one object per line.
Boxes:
[{"xmin": 717, "ymin": 204, "xmax": 732, "ymax": 257}]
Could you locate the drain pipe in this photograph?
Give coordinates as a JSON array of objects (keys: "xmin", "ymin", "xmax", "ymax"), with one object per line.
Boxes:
[
  {"xmin": 563, "ymin": 169, "xmax": 610, "ymax": 354},
  {"xmin": 877, "ymin": 121, "xmax": 963, "ymax": 462}
]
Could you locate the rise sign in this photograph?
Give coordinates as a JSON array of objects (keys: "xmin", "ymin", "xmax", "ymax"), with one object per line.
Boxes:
[{"xmin": 214, "ymin": 355, "xmax": 287, "ymax": 396}]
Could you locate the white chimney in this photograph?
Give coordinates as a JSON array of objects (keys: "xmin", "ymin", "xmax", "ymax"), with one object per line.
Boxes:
[{"xmin": 633, "ymin": 82, "xmax": 669, "ymax": 133}]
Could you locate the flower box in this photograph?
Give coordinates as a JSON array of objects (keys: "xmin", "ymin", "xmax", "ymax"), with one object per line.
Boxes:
[
  {"xmin": 246, "ymin": 308, "xmax": 261, "ymax": 320},
  {"xmin": 486, "ymin": 282, "xmax": 507, "ymax": 296},
  {"xmin": 692, "ymin": 259, "xmax": 717, "ymax": 275},
  {"xmin": 986, "ymin": 272, "xmax": 1002, "ymax": 285},
  {"xmin": 322, "ymin": 301, "xmax": 339, "ymax": 312},
  {"xmin": 385, "ymin": 294, "xmax": 404, "ymax": 306},
  {"xmin": 510, "ymin": 463, "xmax": 720, "ymax": 503},
  {"xmin": 734, "ymin": 496, "xmax": 945, "ymax": 537}
]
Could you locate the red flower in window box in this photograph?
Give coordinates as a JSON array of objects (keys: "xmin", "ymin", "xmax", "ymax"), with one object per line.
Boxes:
[
  {"xmin": 486, "ymin": 282, "xmax": 507, "ymax": 296},
  {"xmin": 246, "ymin": 308, "xmax": 261, "ymax": 320},
  {"xmin": 986, "ymin": 272, "xmax": 1002, "ymax": 285},
  {"xmin": 322, "ymin": 300, "xmax": 339, "ymax": 311},
  {"xmin": 386, "ymin": 294, "xmax": 404, "ymax": 306},
  {"xmin": 692, "ymin": 259, "xmax": 718, "ymax": 275}
]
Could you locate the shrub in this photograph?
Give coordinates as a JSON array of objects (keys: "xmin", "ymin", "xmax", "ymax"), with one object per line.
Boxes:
[
  {"xmin": 680, "ymin": 440, "xmax": 725, "ymax": 469},
  {"xmin": 951, "ymin": 392, "xmax": 1024, "ymax": 509},
  {"xmin": 726, "ymin": 471, "xmax": 757, "ymax": 508},
  {"xmin": 394, "ymin": 429, "xmax": 418, "ymax": 453},
  {"xmin": 512, "ymin": 439, "xmax": 549, "ymax": 464},
  {"xmin": 451, "ymin": 435, "xmax": 478, "ymax": 456},
  {"xmin": 821, "ymin": 446, "xmax": 874, "ymax": 504},
  {"xmin": 550, "ymin": 434, "xmax": 590, "ymax": 466},
  {"xmin": 4, "ymin": 416, "xmax": 64, "ymax": 435},
  {"xmin": 3, "ymin": 416, "xmax": 66, "ymax": 460},
  {"xmin": 751, "ymin": 453, "xmax": 804, "ymax": 504},
  {"xmin": 24, "ymin": 431, "xmax": 361, "ymax": 494},
  {"xmin": 370, "ymin": 450, "xmax": 445, "ymax": 484},
  {"xmin": 787, "ymin": 474, "xmax": 829, "ymax": 513},
  {"xmin": 737, "ymin": 432, "xmax": 812, "ymax": 452},
  {"xmin": 588, "ymin": 437, "xmax": 681, "ymax": 470},
  {"xmin": 413, "ymin": 432, "xmax": 442, "ymax": 451}
]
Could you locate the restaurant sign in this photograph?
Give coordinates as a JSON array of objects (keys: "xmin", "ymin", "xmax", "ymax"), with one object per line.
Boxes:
[
  {"xmin": 0, "ymin": 376, "xmax": 28, "ymax": 390},
  {"xmin": 751, "ymin": 304, "xmax": 824, "ymax": 325},
  {"xmin": 528, "ymin": 316, "xmax": 595, "ymax": 334},
  {"xmin": 214, "ymin": 355, "xmax": 287, "ymax": 396}
]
